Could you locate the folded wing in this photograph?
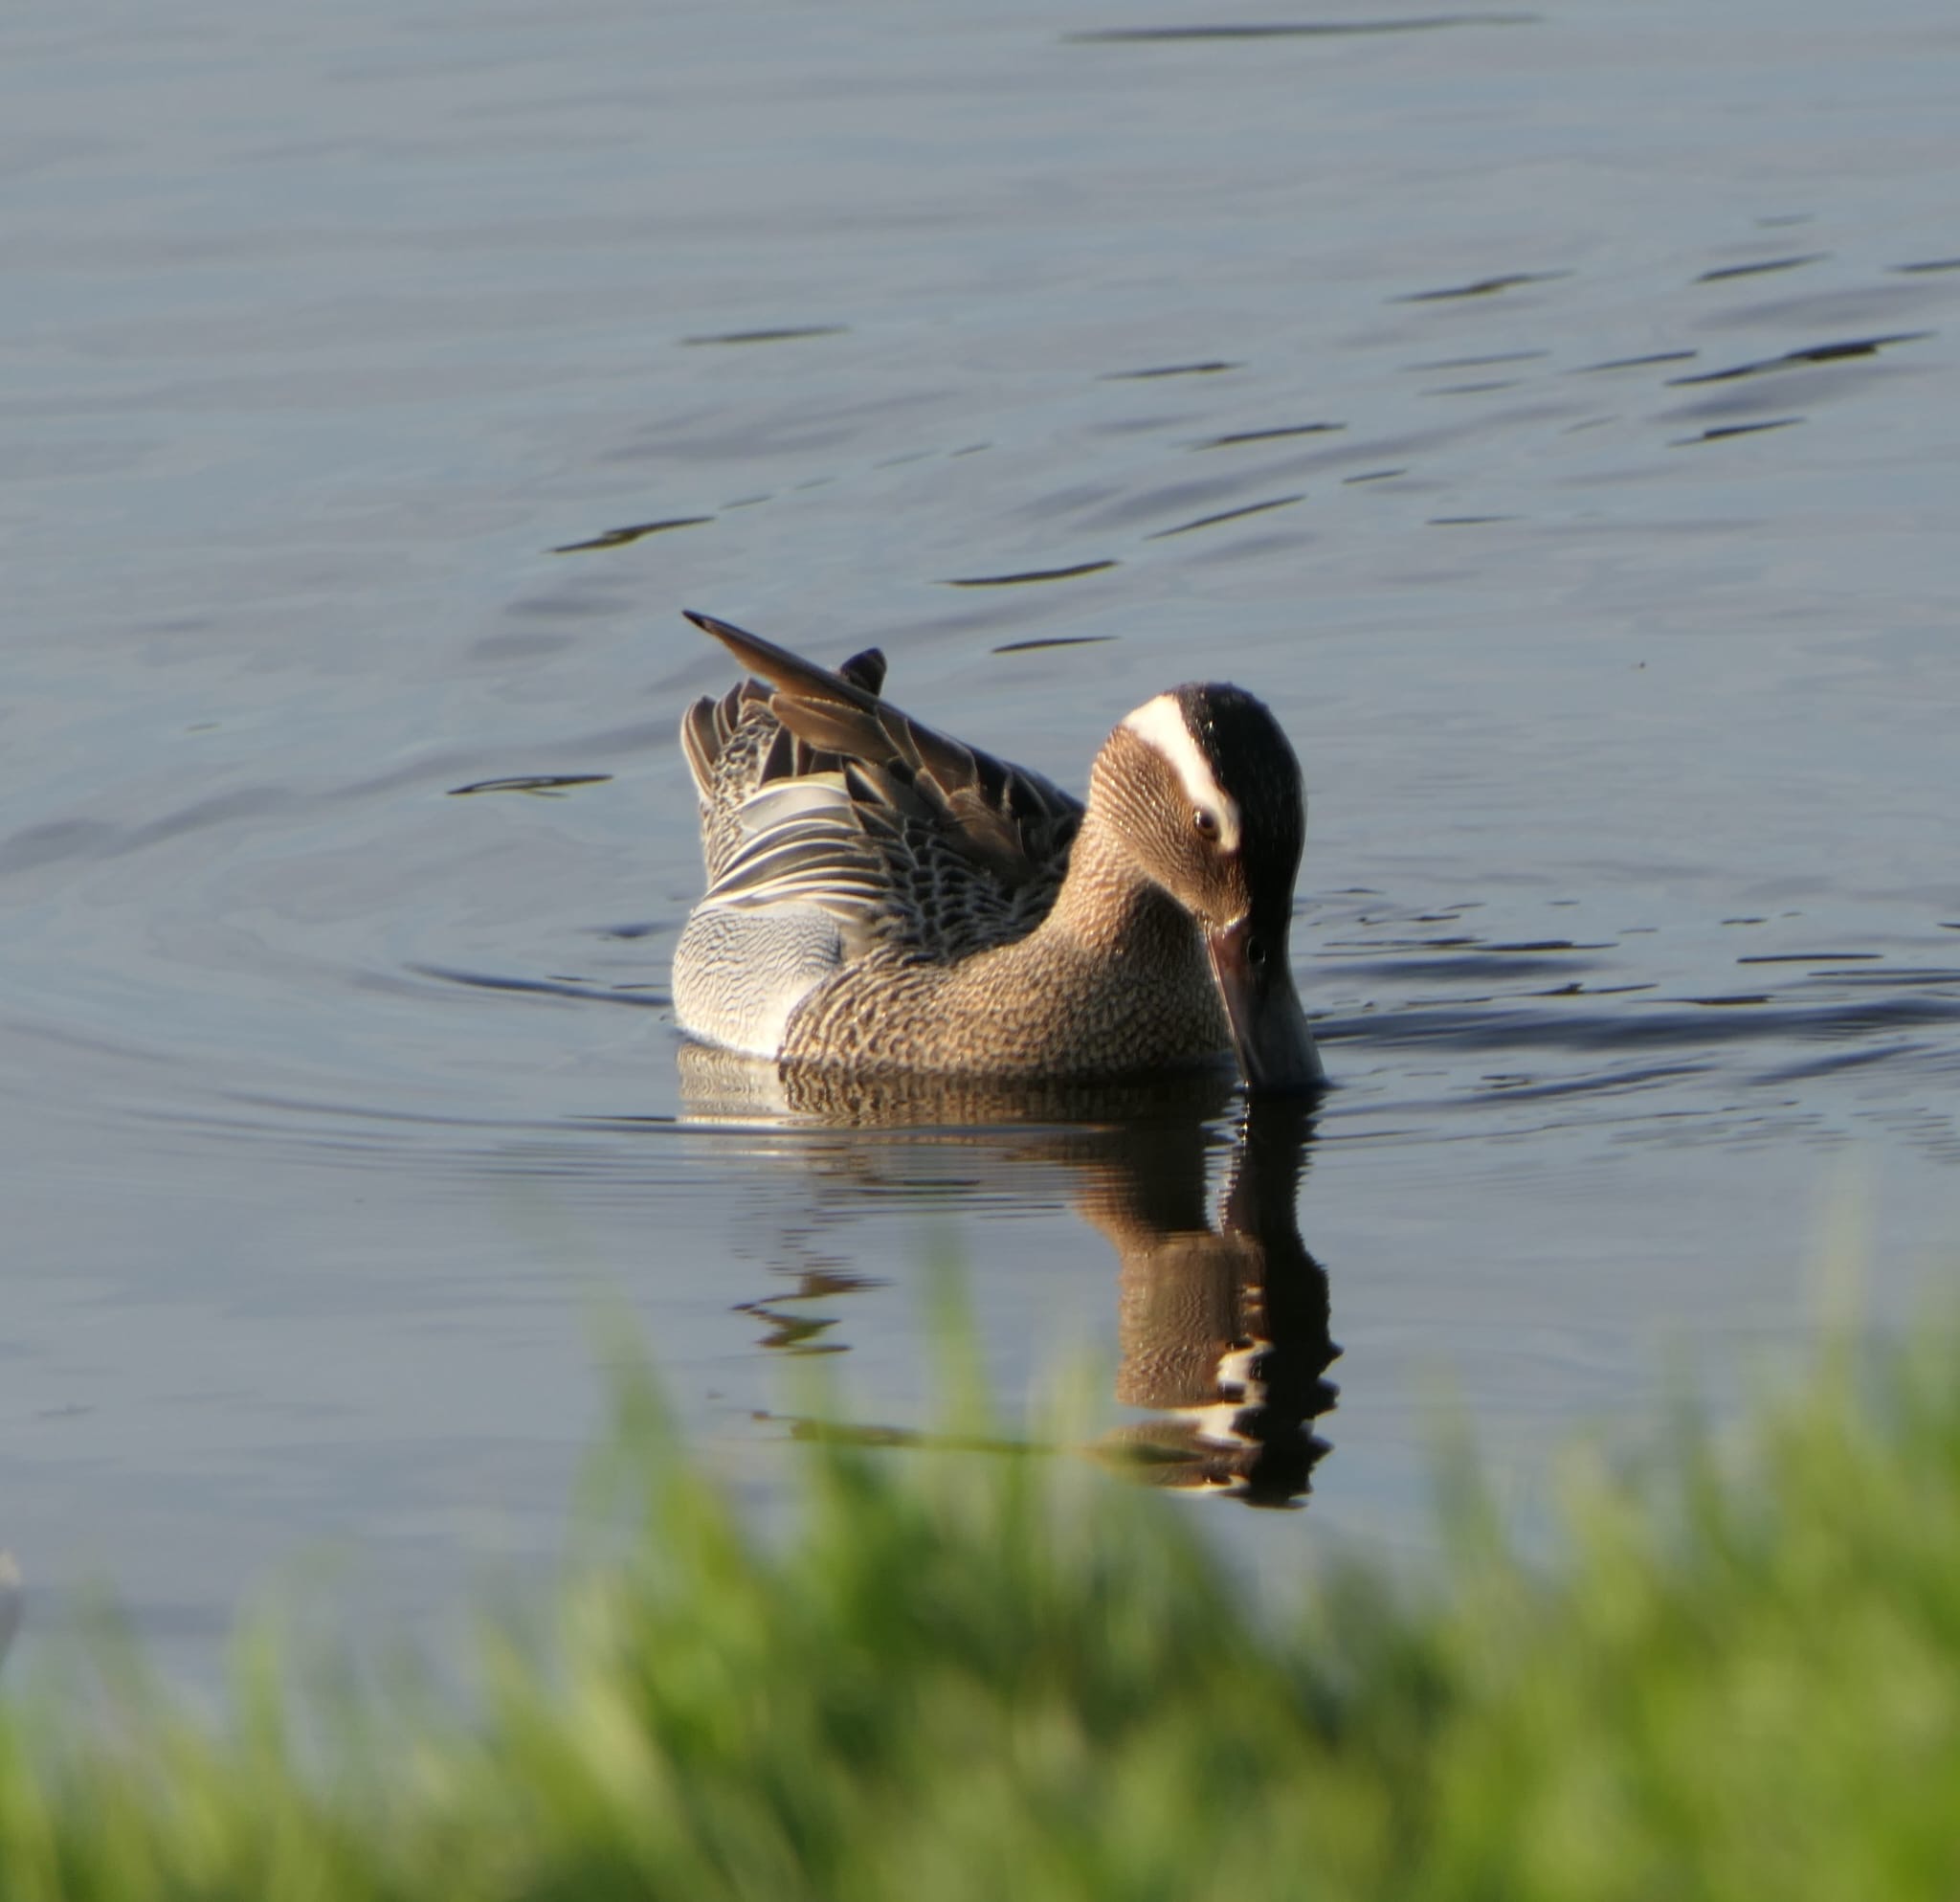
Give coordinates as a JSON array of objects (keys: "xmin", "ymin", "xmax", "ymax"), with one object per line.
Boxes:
[{"xmin": 679, "ymin": 612, "xmax": 1083, "ymax": 962}]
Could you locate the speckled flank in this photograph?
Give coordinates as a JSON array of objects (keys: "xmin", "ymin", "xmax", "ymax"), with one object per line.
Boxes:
[{"xmin": 778, "ymin": 820, "xmax": 1232, "ymax": 1080}]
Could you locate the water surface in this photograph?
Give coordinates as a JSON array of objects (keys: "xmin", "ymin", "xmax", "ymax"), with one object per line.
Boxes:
[{"xmin": 5, "ymin": 0, "xmax": 1959, "ymax": 1680}]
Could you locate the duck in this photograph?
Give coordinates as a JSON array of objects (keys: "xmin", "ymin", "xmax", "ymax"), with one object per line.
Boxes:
[{"xmin": 672, "ymin": 611, "xmax": 1324, "ymax": 1095}]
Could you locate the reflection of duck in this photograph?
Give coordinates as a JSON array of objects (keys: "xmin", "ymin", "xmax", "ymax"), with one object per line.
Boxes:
[
  {"xmin": 679, "ymin": 1040, "xmax": 1242, "ymax": 1129},
  {"xmin": 691, "ymin": 1061, "xmax": 1338, "ymax": 1510},
  {"xmin": 673, "ymin": 614, "xmax": 1324, "ymax": 1093},
  {"xmin": 1088, "ymin": 1102, "xmax": 1336, "ymax": 1506}
]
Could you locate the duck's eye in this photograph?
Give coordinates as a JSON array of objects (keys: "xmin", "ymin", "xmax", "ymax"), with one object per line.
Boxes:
[
  {"xmin": 1245, "ymin": 934, "xmax": 1269, "ymax": 970},
  {"xmin": 1192, "ymin": 808, "xmax": 1220, "ymax": 840}
]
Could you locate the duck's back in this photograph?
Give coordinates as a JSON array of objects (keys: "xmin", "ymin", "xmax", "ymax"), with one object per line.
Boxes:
[{"xmin": 673, "ymin": 618, "xmax": 1083, "ymax": 1061}]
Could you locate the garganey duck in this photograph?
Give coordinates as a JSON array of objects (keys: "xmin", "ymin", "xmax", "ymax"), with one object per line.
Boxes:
[{"xmin": 674, "ymin": 612, "xmax": 1324, "ymax": 1095}]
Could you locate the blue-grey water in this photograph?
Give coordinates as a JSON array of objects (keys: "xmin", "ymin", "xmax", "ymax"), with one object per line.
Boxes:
[{"xmin": 6, "ymin": 0, "xmax": 1959, "ymax": 1683}]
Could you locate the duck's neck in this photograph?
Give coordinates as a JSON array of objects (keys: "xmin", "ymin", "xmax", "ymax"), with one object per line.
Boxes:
[{"xmin": 1044, "ymin": 812, "xmax": 1195, "ymax": 955}]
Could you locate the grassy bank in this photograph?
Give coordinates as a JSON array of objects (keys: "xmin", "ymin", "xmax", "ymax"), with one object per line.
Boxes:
[{"xmin": 4, "ymin": 1328, "xmax": 1959, "ymax": 1901}]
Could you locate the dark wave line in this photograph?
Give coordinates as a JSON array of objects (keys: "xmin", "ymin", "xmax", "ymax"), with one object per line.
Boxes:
[
  {"xmin": 407, "ymin": 963, "xmax": 668, "ymax": 1008},
  {"xmin": 1067, "ymin": 13, "xmax": 1536, "ymax": 42},
  {"xmin": 943, "ymin": 560, "xmax": 1119, "ymax": 587},
  {"xmin": 1320, "ymin": 994, "xmax": 1960, "ymax": 1052}
]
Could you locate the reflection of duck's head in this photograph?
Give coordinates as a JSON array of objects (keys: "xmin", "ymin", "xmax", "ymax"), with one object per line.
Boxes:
[
  {"xmin": 1091, "ymin": 688, "xmax": 1321, "ymax": 1096},
  {"xmin": 1085, "ymin": 1102, "xmax": 1338, "ymax": 1507},
  {"xmin": 0, "ymin": 1552, "xmax": 20, "ymax": 1675}
]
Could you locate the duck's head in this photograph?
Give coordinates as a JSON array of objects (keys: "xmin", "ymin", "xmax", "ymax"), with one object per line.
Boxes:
[{"xmin": 1094, "ymin": 684, "xmax": 1324, "ymax": 1096}]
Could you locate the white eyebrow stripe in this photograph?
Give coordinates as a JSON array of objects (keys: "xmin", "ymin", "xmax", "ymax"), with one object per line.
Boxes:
[{"xmin": 1122, "ymin": 694, "xmax": 1241, "ymax": 850}]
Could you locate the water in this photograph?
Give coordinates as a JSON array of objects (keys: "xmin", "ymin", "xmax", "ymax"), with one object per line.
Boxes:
[{"xmin": 6, "ymin": 0, "xmax": 1959, "ymax": 1681}]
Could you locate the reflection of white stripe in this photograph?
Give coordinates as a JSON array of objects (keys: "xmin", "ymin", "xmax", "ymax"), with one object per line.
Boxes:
[
  {"xmin": 0, "ymin": 1552, "xmax": 20, "ymax": 1671},
  {"xmin": 1123, "ymin": 695, "xmax": 1241, "ymax": 850}
]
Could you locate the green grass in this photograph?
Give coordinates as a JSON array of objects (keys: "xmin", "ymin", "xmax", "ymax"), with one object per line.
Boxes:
[{"xmin": 5, "ymin": 1324, "xmax": 1960, "ymax": 1900}]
